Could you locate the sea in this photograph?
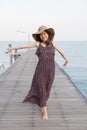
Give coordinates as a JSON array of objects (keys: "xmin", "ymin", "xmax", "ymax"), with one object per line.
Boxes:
[{"xmin": 0, "ymin": 41, "xmax": 87, "ymax": 98}]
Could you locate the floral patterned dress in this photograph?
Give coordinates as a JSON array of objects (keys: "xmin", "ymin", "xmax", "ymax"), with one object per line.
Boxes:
[{"xmin": 23, "ymin": 42, "xmax": 55, "ymax": 107}]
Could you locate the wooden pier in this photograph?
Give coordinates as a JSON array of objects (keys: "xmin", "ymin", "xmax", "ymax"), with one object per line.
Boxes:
[{"xmin": 0, "ymin": 49, "xmax": 87, "ymax": 130}]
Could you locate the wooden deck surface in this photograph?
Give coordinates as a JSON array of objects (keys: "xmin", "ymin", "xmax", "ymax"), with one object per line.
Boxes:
[{"xmin": 0, "ymin": 49, "xmax": 87, "ymax": 130}]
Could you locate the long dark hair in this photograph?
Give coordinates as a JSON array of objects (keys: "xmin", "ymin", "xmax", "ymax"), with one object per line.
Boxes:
[{"xmin": 36, "ymin": 30, "xmax": 54, "ymax": 46}]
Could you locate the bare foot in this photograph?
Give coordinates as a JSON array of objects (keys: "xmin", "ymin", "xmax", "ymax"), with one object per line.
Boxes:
[
  {"xmin": 41, "ymin": 107, "xmax": 48, "ymax": 120},
  {"xmin": 42, "ymin": 112, "xmax": 48, "ymax": 120}
]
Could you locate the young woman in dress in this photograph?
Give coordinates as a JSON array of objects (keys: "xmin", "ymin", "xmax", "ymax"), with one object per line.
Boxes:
[{"xmin": 6, "ymin": 25, "xmax": 69, "ymax": 120}]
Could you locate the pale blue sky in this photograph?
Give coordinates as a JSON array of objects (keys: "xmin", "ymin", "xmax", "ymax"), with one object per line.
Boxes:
[{"xmin": 0, "ymin": 0, "xmax": 87, "ymax": 41}]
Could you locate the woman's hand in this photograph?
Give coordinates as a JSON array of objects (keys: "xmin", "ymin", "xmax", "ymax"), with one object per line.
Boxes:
[
  {"xmin": 63, "ymin": 60, "xmax": 69, "ymax": 67},
  {"xmin": 5, "ymin": 48, "xmax": 12, "ymax": 54}
]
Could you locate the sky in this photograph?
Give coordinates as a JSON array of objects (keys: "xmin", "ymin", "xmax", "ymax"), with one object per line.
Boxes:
[{"xmin": 0, "ymin": 0, "xmax": 87, "ymax": 41}]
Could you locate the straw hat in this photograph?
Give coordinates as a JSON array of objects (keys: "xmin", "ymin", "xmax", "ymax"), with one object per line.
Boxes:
[{"xmin": 32, "ymin": 25, "xmax": 55, "ymax": 41}]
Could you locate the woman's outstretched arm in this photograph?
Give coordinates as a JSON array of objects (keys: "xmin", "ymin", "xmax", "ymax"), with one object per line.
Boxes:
[
  {"xmin": 5, "ymin": 42, "xmax": 39, "ymax": 53},
  {"xmin": 53, "ymin": 42, "xmax": 69, "ymax": 66}
]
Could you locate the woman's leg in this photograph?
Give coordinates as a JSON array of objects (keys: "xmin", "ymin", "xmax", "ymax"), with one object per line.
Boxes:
[{"xmin": 41, "ymin": 106, "xmax": 48, "ymax": 120}]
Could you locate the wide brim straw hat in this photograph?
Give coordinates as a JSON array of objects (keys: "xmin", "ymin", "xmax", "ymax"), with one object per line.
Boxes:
[{"xmin": 32, "ymin": 25, "xmax": 55, "ymax": 41}]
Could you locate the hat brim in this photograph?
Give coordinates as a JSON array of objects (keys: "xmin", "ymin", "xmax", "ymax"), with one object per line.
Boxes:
[{"xmin": 32, "ymin": 28, "xmax": 55, "ymax": 41}]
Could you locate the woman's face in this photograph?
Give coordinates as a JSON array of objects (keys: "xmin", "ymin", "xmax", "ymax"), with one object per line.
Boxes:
[{"xmin": 40, "ymin": 31, "xmax": 49, "ymax": 42}]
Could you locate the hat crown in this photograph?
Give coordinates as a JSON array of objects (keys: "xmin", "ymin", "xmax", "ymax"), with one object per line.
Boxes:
[{"xmin": 38, "ymin": 26, "xmax": 47, "ymax": 32}]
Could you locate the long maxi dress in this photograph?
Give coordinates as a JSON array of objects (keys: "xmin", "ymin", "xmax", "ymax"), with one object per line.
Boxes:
[{"xmin": 23, "ymin": 42, "xmax": 55, "ymax": 107}]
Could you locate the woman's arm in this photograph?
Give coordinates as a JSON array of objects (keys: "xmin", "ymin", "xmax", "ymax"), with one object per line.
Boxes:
[
  {"xmin": 5, "ymin": 42, "xmax": 39, "ymax": 53},
  {"xmin": 53, "ymin": 42, "xmax": 69, "ymax": 66}
]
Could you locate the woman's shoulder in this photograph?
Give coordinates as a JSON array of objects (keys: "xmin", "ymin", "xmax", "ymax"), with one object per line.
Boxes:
[
  {"xmin": 34, "ymin": 42, "xmax": 40, "ymax": 47},
  {"xmin": 52, "ymin": 41, "xmax": 58, "ymax": 47}
]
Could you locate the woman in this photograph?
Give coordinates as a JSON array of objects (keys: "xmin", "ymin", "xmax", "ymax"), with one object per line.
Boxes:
[{"xmin": 6, "ymin": 25, "xmax": 69, "ymax": 120}]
